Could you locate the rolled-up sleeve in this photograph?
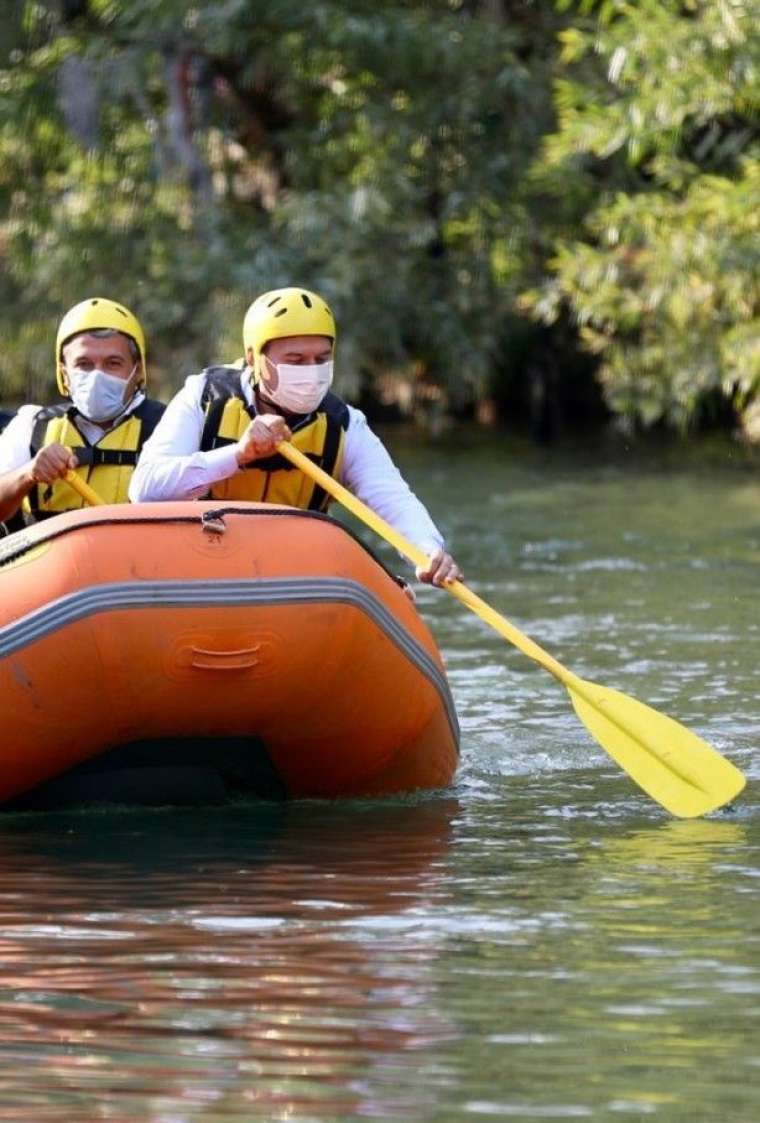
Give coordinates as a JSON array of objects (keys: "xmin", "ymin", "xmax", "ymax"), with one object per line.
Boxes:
[
  {"xmin": 129, "ymin": 375, "xmax": 240, "ymax": 502},
  {"xmin": 340, "ymin": 407, "xmax": 445, "ymax": 558}
]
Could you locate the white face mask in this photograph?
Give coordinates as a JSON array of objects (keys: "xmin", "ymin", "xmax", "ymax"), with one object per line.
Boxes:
[
  {"xmin": 67, "ymin": 367, "xmax": 135, "ymax": 423},
  {"xmin": 260, "ymin": 360, "xmax": 333, "ymax": 415}
]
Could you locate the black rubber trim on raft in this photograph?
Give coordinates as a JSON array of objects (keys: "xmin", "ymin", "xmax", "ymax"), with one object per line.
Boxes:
[
  {"xmin": 0, "ymin": 576, "xmax": 460, "ymax": 749},
  {"xmin": 0, "ymin": 505, "xmax": 404, "ymax": 586}
]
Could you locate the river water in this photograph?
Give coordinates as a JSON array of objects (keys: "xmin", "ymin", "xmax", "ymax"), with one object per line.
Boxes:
[{"xmin": 1, "ymin": 433, "xmax": 758, "ymax": 1121}]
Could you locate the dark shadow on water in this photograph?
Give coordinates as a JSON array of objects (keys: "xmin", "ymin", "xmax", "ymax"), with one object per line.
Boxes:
[{"xmin": 0, "ymin": 793, "xmax": 460, "ymax": 910}]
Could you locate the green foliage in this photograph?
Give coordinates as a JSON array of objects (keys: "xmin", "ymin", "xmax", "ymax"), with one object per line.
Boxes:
[
  {"xmin": 1, "ymin": 0, "xmax": 756, "ymax": 441},
  {"xmin": 0, "ymin": 0, "xmax": 557, "ymax": 409},
  {"xmin": 526, "ymin": 0, "xmax": 760, "ymax": 433}
]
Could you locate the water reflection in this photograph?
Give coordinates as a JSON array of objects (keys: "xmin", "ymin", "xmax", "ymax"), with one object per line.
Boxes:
[
  {"xmin": 0, "ymin": 798, "xmax": 458, "ymax": 1120},
  {"xmin": 598, "ymin": 816, "xmax": 748, "ymax": 868}
]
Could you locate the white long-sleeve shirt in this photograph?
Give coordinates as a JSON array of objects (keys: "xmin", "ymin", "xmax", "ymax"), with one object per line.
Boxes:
[
  {"xmin": 129, "ymin": 370, "xmax": 445, "ymax": 558},
  {"xmin": 0, "ymin": 393, "xmax": 147, "ymax": 473}
]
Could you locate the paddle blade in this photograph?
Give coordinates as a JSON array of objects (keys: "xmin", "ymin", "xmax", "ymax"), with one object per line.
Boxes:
[{"xmin": 567, "ymin": 678, "xmax": 746, "ymax": 818}]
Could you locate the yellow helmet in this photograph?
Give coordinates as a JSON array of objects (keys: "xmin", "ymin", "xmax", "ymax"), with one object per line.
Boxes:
[
  {"xmin": 55, "ymin": 297, "xmax": 147, "ymax": 394},
  {"xmin": 243, "ymin": 287, "xmax": 335, "ymax": 382}
]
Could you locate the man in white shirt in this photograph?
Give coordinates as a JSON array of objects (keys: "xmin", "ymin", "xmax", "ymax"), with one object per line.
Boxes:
[
  {"xmin": 0, "ymin": 298, "xmax": 164, "ymax": 530},
  {"xmin": 130, "ymin": 286, "xmax": 461, "ymax": 586}
]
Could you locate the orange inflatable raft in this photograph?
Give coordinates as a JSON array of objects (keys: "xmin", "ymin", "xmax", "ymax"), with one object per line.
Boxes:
[{"xmin": 0, "ymin": 502, "xmax": 459, "ymax": 808}]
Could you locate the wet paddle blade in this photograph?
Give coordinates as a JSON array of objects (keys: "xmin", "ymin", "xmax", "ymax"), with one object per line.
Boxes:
[{"xmin": 567, "ymin": 677, "xmax": 746, "ymax": 818}]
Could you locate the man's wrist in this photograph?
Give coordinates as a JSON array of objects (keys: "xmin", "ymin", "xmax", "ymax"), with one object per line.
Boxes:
[{"xmin": 21, "ymin": 462, "xmax": 38, "ymax": 489}]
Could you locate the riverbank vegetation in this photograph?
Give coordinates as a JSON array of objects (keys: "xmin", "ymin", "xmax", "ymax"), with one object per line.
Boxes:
[{"xmin": 0, "ymin": 0, "xmax": 757, "ymax": 441}]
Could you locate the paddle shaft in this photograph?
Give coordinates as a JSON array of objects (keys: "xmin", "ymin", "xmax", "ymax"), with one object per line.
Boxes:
[
  {"xmin": 277, "ymin": 441, "xmax": 569, "ymax": 683},
  {"xmin": 64, "ymin": 470, "xmax": 106, "ymax": 507}
]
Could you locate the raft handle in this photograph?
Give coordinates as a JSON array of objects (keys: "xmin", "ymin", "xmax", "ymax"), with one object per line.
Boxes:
[
  {"xmin": 189, "ymin": 646, "xmax": 261, "ymax": 671},
  {"xmin": 201, "ymin": 510, "xmax": 227, "ymax": 536}
]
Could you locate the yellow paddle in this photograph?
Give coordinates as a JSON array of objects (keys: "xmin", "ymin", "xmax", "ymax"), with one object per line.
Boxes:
[
  {"xmin": 64, "ymin": 470, "xmax": 105, "ymax": 507},
  {"xmin": 277, "ymin": 439, "xmax": 746, "ymax": 818}
]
